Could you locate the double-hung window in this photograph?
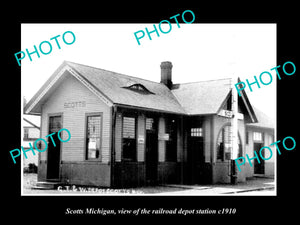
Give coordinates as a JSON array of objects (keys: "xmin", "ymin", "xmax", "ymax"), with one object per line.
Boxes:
[
  {"xmin": 122, "ymin": 116, "xmax": 137, "ymax": 161},
  {"xmin": 86, "ymin": 113, "xmax": 102, "ymax": 160}
]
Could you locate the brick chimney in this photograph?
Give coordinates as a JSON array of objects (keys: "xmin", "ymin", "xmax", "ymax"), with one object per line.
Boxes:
[{"xmin": 160, "ymin": 61, "xmax": 173, "ymax": 89}]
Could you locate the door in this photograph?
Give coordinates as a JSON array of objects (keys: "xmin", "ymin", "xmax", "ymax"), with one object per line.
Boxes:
[
  {"xmin": 47, "ymin": 115, "xmax": 62, "ymax": 180},
  {"xmin": 187, "ymin": 134, "xmax": 204, "ymax": 184},
  {"xmin": 254, "ymin": 143, "xmax": 264, "ymax": 174},
  {"xmin": 145, "ymin": 118, "xmax": 158, "ymax": 185}
]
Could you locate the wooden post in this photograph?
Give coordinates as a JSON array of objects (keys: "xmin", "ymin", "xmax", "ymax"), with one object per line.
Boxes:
[{"xmin": 231, "ymin": 77, "xmax": 238, "ymax": 184}]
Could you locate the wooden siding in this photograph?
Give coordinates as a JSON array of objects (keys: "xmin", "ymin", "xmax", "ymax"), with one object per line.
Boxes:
[
  {"xmin": 203, "ymin": 116, "xmax": 212, "ymax": 163},
  {"xmin": 114, "ymin": 112, "xmax": 122, "ymax": 162},
  {"xmin": 113, "ymin": 162, "xmax": 145, "ymax": 188},
  {"xmin": 176, "ymin": 117, "xmax": 183, "ymax": 162},
  {"xmin": 245, "ymin": 127, "xmax": 275, "ymax": 177},
  {"xmin": 158, "ymin": 117, "xmax": 166, "ymax": 162},
  {"xmin": 40, "ymin": 74, "xmax": 111, "ymax": 163},
  {"xmin": 60, "ymin": 162, "xmax": 111, "ymax": 187},
  {"xmin": 137, "ymin": 114, "xmax": 145, "ymax": 162},
  {"xmin": 245, "ymin": 129, "xmax": 275, "ymax": 163},
  {"xmin": 157, "ymin": 162, "xmax": 179, "ymax": 184}
]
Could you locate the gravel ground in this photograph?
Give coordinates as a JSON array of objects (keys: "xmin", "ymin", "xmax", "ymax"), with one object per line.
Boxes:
[{"xmin": 22, "ymin": 173, "xmax": 275, "ymax": 195}]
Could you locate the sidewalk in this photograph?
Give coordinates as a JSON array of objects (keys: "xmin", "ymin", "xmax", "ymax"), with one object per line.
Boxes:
[
  {"xmin": 23, "ymin": 173, "xmax": 275, "ymax": 195},
  {"xmin": 159, "ymin": 177, "xmax": 275, "ymax": 195}
]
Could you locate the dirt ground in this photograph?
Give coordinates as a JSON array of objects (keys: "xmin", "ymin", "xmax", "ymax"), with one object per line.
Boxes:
[{"xmin": 22, "ymin": 173, "xmax": 275, "ymax": 195}]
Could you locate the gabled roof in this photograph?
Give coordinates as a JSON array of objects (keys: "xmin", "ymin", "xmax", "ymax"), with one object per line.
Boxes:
[
  {"xmin": 66, "ymin": 61, "xmax": 186, "ymax": 114},
  {"xmin": 24, "ymin": 61, "xmax": 185, "ymax": 115},
  {"xmin": 24, "ymin": 61, "xmax": 257, "ymax": 123},
  {"xmin": 23, "ymin": 115, "xmax": 40, "ymax": 129},
  {"xmin": 171, "ymin": 78, "xmax": 232, "ymax": 115},
  {"xmin": 247, "ymin": 106, "xmax": 275, "ymax": 130}
]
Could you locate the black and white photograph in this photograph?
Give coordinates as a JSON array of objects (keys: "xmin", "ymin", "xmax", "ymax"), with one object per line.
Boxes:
[
  {"xmin": 21, "ymin": 23, "xmax": 276, "ymax": 196},
  {"xmin": 4, "ymin": 5, "xmax": 298, "ymax": 221}
]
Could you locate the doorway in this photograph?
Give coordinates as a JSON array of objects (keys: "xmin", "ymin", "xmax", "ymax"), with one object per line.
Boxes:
[
  {"xmin": 187, "ymin": 133, "xmax": 204, "ymax": 184},
  {"xmin": 254, "ymin": 143, "xmax": 264, "ymax": 174},
  {"xmin": 47, "ymin": 115, "xmax": 62, "ymax": 180},
  {"xmin": 145, "ymin": 117, "xmax": 158, "ymax": 185}
]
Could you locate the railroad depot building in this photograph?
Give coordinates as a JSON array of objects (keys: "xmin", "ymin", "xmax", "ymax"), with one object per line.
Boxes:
[{"xmin": 24, "ymin": 61, "xmax": 275, "ymax": 187}]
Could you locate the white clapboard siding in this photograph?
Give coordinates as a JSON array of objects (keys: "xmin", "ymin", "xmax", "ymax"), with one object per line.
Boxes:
[
  {"xmin": 40, "ymin": 74, "xmax": 111, "ymax": 163},
  {"xmin": 158, "ymin": 116, "xmax": 166, "ymax": 162}
]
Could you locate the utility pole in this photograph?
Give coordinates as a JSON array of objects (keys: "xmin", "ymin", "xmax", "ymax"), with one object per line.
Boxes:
[
  {"xmin": 231, "ymin": 76, "xmax": 238, "ymax": 184},
  {"xmin": 228, "ymin": 32, "xmax": 239, "ymax": 184}
]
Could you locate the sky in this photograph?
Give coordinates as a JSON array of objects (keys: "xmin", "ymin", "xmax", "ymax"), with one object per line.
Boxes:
[{"xmin": 21, "ymin": 23, "xmax": 276, "ymax": 120}]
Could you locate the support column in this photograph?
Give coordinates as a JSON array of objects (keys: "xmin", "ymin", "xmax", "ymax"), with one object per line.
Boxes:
[{"xmin": 231, "ymin": 77, "xmax": 238, "ymax": 184}]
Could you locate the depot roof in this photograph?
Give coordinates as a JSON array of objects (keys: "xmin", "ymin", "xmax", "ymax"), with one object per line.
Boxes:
[{"xmin": 24, "ymin": 61, "xmax": 258, "ymax": 123}]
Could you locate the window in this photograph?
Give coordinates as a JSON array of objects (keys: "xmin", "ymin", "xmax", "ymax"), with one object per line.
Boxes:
[
  {"xmin": 217, "ymin": 125, "xmax": 242, "ymax": 161},
  {"xmin": 130, "ymin": 84, "xmax": 145, "ymax": 91},
  {"xmin": 86, "ymin": 114, "xmax": 102, "ymax": 160},
  {"xmin": 122, "ymin": 116, "xmax": 137, "ymax": 161},
  {"xmin": 123, "ymin": 84, "xmax": 154, "ymax": 94},
  {"xmin": 24, "ymin": 128, "xmax": 29, "ymax": 140},
  {"xmin": 191, "ymin": 128, "xmax": 203, "ymax": 137},
  {"xmin": 165, "ymin": 118, "xmax": 177, "ymax": 162},
  {"xmin": 123, "ymin": 117, "xmax": 136, "ymax": 139},
  {"xmin": 246, "ymin": 131, "xmax": 249, "ymax": 144},
  {"xmin": 146, "ymin": 118, "xmax": 154, "ymax": 130},
  {"xmin": 217, "ymin": 129, "xmax": 225, "ymax": 161},
  {"xmin": 253, "ymin": 132, "xmax": 263, "ymax": 142}
]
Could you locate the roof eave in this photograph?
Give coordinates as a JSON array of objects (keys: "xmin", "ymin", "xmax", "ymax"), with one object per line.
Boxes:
[
  {"xmin": 246, "ymin": 124, "xmax": 275, "ymax": 131},
  {"xmin": 24, "ymin": 61, "xmax": 114, "ymax": 115},
  {"xmin": 24, "ymin": 61, "xmax": 69, "ymax": 114},
  {"xmin": 114, "ymin": 103, "xmax": 186, "ymax": 115},
  {"xmin": 237, "ymin": 77, "xmax": 258, "ymax": 123}
]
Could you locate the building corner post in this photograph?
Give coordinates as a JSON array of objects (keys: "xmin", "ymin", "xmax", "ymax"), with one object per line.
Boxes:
[
  {"xmin": 110, "ymin": 105, "xmax": 117, "ymax": 188},
  {"xmin": 231, "ymin": 77, "xmax": 238, "ymax": 184}
]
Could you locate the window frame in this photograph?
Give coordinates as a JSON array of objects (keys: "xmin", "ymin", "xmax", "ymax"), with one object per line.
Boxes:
[
  {"xmin": 165, "ymin": 117, "xmax": 177, "ymax": 162},
  {"xmin": 216, "ymin": 124, "xmax": 242, "ymax": 162},
  {"xmin": 122, "ymin": 114, "xmax": 137, "ymax": 162},
  {"xmin": 217, "ymin": 128, "xmax": 225, "ymax": 161},
  {"xmin": 123, "ymin": 84, "xmax": 155, "ymax": 95},
  {"xmin": 190, "ymin": 127, "xmax": 203, "ymax": 137},
  {"xmin": 23, "ymin": 127, "xmax": 29, "ymax": 140},
  {"xmin": 85, "ymin": 112, "xmax": 103, "ymax": 161},
  {"xmin": 253, "ymin": 131, "xmax": 263, "ymax": 142}
]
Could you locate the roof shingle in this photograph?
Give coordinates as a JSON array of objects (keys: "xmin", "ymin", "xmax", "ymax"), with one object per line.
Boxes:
[
  {"xmin": 25, "ymin": 61, "xmax": 261, "ymax": 125},
  {"xmin": 171, "ymin": 78, "xmax": 232, "ymax": 115},
  {"xmin": 247, "ymin": 106, "xmax": 275, "ymax": 129},
  {"xmin": 67, "ymin": 61, "xmax": 186, "ymax": 114}
]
